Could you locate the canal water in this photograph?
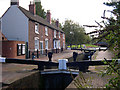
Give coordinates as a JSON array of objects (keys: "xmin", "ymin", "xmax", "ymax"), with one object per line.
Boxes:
[{"xmin": 41, "ymin": 73, "xmax": 77, "ymax": 89}]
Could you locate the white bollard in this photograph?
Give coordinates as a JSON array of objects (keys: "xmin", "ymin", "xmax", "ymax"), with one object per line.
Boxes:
[{"xmin": 58, "ymin": 59, "xmax": 68, "ymax": 70}]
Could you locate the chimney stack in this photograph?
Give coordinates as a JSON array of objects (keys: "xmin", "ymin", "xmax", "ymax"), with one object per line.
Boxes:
[
  {"xmin": 55, "ymin": 19, "xmax": 59, "ymax": 27},
  {"xmin": 29, "ymin": 1, "xmax": 36, "ymax": 15},
  {"xmin": 46, "ymin": 10, "xmax": 51, "ymax": 24},
  {"xmin": 11, "ymin": 0, "xmax": 19, "ymax": 6}
]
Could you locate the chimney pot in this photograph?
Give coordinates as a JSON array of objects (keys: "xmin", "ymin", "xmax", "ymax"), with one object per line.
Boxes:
[
  {"xmin": 29, "ymin": 1, "xmax": 36, "ymax": 15},
  {"xmin": 55, "ymin": 19, "xmax": 59, "ymax": 27},
  {"xmin": 46, "ymin": 10, "xmax": 51, "ymax": 24},
  {"xmin": 11, "ymin": 0, "xmax": 19, "ymax": 6}
]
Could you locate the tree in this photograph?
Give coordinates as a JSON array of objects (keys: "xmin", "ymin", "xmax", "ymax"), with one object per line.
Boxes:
[
  {"xmin": 62, "ymin": 20, "xmax": 91, "ymax": 45},
  {"xmin": 88, "ymin": 1, "xmax": 120, "ymax": 58},
  {"xmin": 103, "ymin": 1, "xmax": 120, "ymax": 58},
  {"xmin": 35, "ymin": 0, "xmax": 46, "ymax": 19},
  {"xmin": 89, "ymin": 1, "xmax": 120, "ymax": 88}
]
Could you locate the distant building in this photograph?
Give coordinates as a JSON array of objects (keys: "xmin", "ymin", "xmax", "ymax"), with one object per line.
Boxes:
[{"xmin": 1, "ymin": 0, "xmax": 65, "ymax": 58}]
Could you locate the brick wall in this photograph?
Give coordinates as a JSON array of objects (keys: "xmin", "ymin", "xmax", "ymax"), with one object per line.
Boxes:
[
  {"xmin": 0, "ymin": 32, "xmax": 2, "ymax": 56},
  {"xmin": 2, "ymin": 40, "xmax": 25, "ymax": 59},
  {"xmin": 28, "ymin": 20, "xmax": 65, "ymax": 55}
]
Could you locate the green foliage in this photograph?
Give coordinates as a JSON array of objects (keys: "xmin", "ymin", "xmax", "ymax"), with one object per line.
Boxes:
[
  {"xmin": 62, "ymin": 20, "xmax": 91, "ymax": 45},
  {"xmin": 67, "ymin": 44, "xmax": 98, "ymax": 48},
  {"xmin": 101, "ymin": 59, "xmax": 120, "ymax": 88},
  {"xmin": 97, "ymin": 1, "xmax": 120, "ymax": 58},
  {"xmin": 35, "ymin": 0, "xmax": 46, "ymax": 19}
]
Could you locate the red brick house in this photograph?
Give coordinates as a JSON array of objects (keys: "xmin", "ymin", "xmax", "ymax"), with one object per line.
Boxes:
[
  {"xmin": 0, "ymin": 31, "xmax": 26, "ymax": 59},
  {"xmin": 1, "ymin": 0, "xmax": 65, "ymax": 58},
  {"xmin": 2, "ymin": 40, "xmax": 26, "ymax": 59}
]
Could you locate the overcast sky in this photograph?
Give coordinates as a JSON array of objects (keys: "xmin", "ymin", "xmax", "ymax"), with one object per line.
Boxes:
[{"xmin": 0, "ymin": 0, "xmax": 113, "ymax": 33}]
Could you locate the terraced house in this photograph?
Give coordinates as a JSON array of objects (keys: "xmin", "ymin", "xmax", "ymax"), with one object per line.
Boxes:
[{"xmin": 1, "ymin": 0, "xmax": 65, "ymax": 59}]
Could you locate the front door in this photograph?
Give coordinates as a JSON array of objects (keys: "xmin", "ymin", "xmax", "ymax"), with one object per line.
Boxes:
[{"xmin": 40, "ymin": 42, "xmax": 43, "ymax": 54}]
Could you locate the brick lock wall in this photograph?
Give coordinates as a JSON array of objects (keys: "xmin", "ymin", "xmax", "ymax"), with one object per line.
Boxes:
[{"xmin": 2, "ymin": 41, "xmax": 25, "ymax": 59}]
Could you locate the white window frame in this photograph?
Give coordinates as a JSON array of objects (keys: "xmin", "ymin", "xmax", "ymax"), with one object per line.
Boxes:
[
  {"xmin": 58, "ymin": 40, "xmax": 61, "ymax": 49},
  {"xmin": 59, "ymin": 32, "xmax": 60, "ymax": 38},
  {"xmin": 35, "ymin": 23, "xmax": 39, "ymax": 34},
  {"xmin": 45, "ymin": 38, "xmax": 48, "ymax": 50},
  {"xmin": 40, "ymin": 41, "xmax": 44, "ymax": 54},
  {"xmin": 35, "ymin": 37, "xmax": 39, "ymax": 51},
  {"xmin": 63, "ymin": 41, "xmax": 65, "ymax": 48},
  {"xmin": 45, "ymin": 26, "xmax": 48, "ymax": 36},
  {"xmin": 63, "ymin": 34, "xmax": 65, "ymax": 39},
  {"xmin": 17, "ymin": 44, "xmax": 22, "ymax": 56},
  {"xmin": 22, "ymin": 44, "xmax": 25, "ymax": 55},
  {"xmin": 54, "ymin": 30, "xmax": 56, "ymax": 38},
  {"xmin": 54, "ymin": 40, "xmax": 57, "ymax": 49}
]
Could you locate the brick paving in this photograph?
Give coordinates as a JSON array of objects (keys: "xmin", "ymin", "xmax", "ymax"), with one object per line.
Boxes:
[{"xmin": 1, "ymin": 50, "xmax": 81, "ymax": 88}]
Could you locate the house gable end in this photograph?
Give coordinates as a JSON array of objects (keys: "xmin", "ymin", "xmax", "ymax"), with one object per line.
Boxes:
[{"xmin": 2, "ymin": 5, "xmax": 29, "ymax": 42}]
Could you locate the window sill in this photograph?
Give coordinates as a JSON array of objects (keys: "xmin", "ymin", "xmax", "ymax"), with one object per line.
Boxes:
[
  {"xmin": 35, "ymin": 31, "xmax": 39, "ymax": 34},
  {"xmin": 45, "ymin": 34, "xmax": 48, "ymax": 36},
  {"xmin": 35, "ymin": 49, "xmax": 40, "ymax": 51}
]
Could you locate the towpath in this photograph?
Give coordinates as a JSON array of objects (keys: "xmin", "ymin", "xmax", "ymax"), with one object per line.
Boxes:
[
  {"xmin": 1, "ymin": 49, "xmax": 81, "ymax": 89},
  {"xmin": 66, "ymin": 50, "xmax": 114, "ymax": 89},
  {"xmin": 95, "ymin": 50, "xmax": 114, "ymax": 60}
]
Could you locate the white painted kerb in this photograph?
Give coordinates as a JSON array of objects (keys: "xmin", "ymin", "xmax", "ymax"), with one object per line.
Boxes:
[{"xmin": 58, "ymin": 59, "xmax": 68, "ymax": 70}]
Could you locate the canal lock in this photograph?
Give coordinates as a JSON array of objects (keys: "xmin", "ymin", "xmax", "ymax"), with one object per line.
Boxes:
[{"xmin": 4, "ymin": 50, "xmax": 96, "ymax": 89}]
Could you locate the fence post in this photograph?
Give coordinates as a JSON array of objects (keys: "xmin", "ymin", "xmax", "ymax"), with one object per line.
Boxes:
[
  {"xmin": 25, "ymin": 42, "xmax": 28, "ymax": 59},
  {"xmin": 32, "ymin": 52, "xmax": 35, "ymax": 60},
  {"xmin": 37, "ymin": 49, "xmax": 39, "ymax": 58},
  {"xmin": 48, "ymin": 52, "xmax": 53, "ymax": 62},
  {"xmin": 28, "ymin": 50, "xmax": 30, "ymax": 58},
  {"xmin": 45, "ymin": 49, "xmax": 47, "ymax": 56}
]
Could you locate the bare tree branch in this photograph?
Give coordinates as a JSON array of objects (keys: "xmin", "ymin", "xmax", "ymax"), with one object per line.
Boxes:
[
  {"xmin": 83, "ymin": 25, "xmax": 98, "ymax": 28},
  {"xmin": 95, "ymin": 21, "xmax": 103, "ymax": 28}
]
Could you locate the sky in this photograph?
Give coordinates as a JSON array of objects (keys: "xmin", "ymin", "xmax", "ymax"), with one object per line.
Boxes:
[{"xmin": 0, "ymin": 0, "xmax": 113, "ymax": 33}]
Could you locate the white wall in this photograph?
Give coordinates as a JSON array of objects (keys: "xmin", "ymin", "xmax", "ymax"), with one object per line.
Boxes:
[{"xmin": 2, "ymin": 5, "xmax": 28, "ymax": 42}]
